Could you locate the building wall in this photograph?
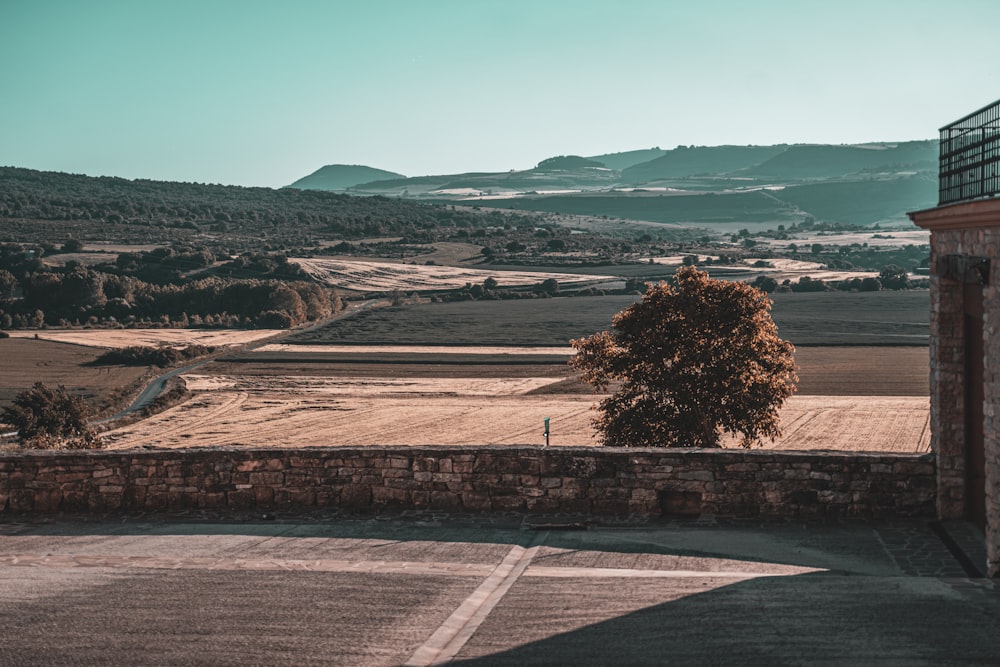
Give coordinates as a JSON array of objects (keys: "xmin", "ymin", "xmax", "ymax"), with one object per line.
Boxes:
[
  {"xmin": 0, "ymin": 446, "xmax": 936, "ymax": 519},
  {"xmin": 912, "ymin": 199, "xmax": 1000, "ymax": 577}
]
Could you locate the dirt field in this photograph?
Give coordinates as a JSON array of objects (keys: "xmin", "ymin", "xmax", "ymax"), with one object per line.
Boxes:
[
  {"xmin": 101, "ymin": 346, "xmax": 929, "ymax": 453},
  {"xmin": 0, "ymin": 338, "xmax": 151, "ymax": 411},
  {"xmin": 225, "ymin": 345, "xmax": 928, "ymax": 396},
  {"xmin": 5, "ymin": 329, "xmax": 284, "ymax": 349}
]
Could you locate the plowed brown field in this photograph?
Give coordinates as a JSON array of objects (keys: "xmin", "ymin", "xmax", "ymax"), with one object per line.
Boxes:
[{"xmin": 102, "ymin": 346, "xmax": 930, "ymax": 453}]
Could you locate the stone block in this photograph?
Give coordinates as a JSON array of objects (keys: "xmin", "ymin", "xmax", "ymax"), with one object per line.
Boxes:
[
  {"xmin": 461, "ymin": 492, "xmax": 491, "ymax": 512},
  {"xmin": 490, "ymin": 495, "xmax": 527, "ymax": 512},
  {"xmin": 33, "ymin": 488, "xmax": 62, "ymax": 512},
  {"xmin": 339, "ymin": 484, "xmax": 371, "ymax": 506},
  {"xmin": 658, "ymin": 489, "xmax": 702, "ymax": 515},
  {"xmin": 254, "ymin": 486, "xmax": 275, "ymax": 506},
  {"xmin": 249, "ymin": 471, "xmax": 284, "ymax": 486},
  {"xmin": 387, "ymin": 457, "xmax": 411, "ymax": 470},
  {"xmin": 8, "ymin": 488, "xmax": 34, "ymax": 511},
  {"xmin": 429, "ymin": 491, "xmax": 462, "ymax": 511},
  {"xmin": 227, "ymin": 489, "xmax": 255, "ymax": 510}
]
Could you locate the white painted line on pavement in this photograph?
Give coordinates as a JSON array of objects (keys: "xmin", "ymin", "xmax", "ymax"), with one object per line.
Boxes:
[{"xmin": 404, "ymin": 533, "xmax": 546, "ymax": 667}]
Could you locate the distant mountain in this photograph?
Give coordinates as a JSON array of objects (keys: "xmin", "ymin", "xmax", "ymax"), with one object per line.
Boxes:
[
  {"xmin": 287, "ymin": 164, "xmax": 404, "ymax": 191},
  {"xmin": 288, "ymin": 139, "xmax": 940, "ymax": 229},
  {"xmin": 349, "ymin": 165, "xmax": 618, "ymax": 197},
  {"xmin": 743, "ymin": 141, "xmax": 937, "ymax": 180},
  {"xmin": 621, "ymin": 145, "xmax": 788, "ymax": 184},
  {"xmin": 587, "ymin": 148, "xmax": 667, "ymax": 171}
]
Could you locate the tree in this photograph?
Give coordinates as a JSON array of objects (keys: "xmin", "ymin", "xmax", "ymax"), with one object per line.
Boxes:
[
  {"xmin": 570, "ymin": 266, "xmax": 797, "ymax": 448},
  {"xmin": 878, "ymin": 265, "xmax": 909, "ymax": 290},
  {"xmin": 539, "ymin": 278, "xmax": 560, "ymax": 295},
  {"xmin": 61, "ymin": 238, "xmax": 84, "ymax": 253},
  {"xmin": 2, "ymin": 382, "xmax": 99, "ymax": 449},
  {"xmin": 0, "ymin": 269, "xmax": 16, "ymax": 299},
  {"xmin": 860, "ymin": 276, "xmax": 882, "ymax": 292},
  {"xmin": 752, "ymin": 275, "xmax": 778, "ymax": 293}
]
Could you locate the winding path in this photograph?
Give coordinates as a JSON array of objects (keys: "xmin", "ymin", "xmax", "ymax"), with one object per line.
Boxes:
[{"xmin": 97, "ymin": 299, "xmax": 383, "ymax": 425}]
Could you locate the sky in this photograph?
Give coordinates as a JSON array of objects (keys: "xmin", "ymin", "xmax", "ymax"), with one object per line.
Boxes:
[{"xmin": 2, "ymin": 0, "xmax": 998, "ymax": 188}]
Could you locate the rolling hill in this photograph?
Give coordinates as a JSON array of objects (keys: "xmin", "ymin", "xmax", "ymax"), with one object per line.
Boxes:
[
  {"xmin": 287, "ymin": 164, "xmax": 404, "ymax": 191},
  {"xmin": 285, "ymin": 139, "xmax": 940, "ymax": 230},
  {"xmin": 620, "ymin": 145, "xmax": 789, "ymax": 183}
]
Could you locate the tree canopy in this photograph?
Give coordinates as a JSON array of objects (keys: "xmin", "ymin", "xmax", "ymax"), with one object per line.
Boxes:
[{"xmin": 570, "ymin": 266, "xmax": 797, "ymax": 448}]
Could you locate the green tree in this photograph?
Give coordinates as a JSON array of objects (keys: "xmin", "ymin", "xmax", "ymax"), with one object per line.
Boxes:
[
  {"xmin": 752, "ymin": 275, "xmax": 778, "ymax": 293},
  {"xmin": 61, "ymin": 238, "xmax": 84, "ymax": 253},
  {"xmin": 0, "ymin": 269, "xmax": 16, "ymax": 299},
  {"xmin": 570, "ymin": 266, "xmax": 797, "ymax": 448},
  {"xmin": 878, "ymin": 265, "xmax": 909, "ymax": 290},
  {"xmin": 539, "ymin": 278, "xmax": 560, "ymax": 295},
  {"xmin": 2, "ymin": 382, "xmax": 98, "ymax": 449},
  {"xmin": 860, "ymin": 276, "xmax": 882, "ymax": 292}
]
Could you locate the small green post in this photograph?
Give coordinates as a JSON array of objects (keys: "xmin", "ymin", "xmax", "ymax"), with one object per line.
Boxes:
[{"xmin": 543, "ymin": 417, "xmax": 550, "ymax": 447}]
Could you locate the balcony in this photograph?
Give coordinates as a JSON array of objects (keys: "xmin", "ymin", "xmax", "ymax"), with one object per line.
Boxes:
[{"xmin": 939, "ymin": 98, "xmax": 1000, "ymax": 206}]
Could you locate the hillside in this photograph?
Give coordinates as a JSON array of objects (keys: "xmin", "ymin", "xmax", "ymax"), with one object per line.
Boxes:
[
  {"xmin": 0, "ymin": 166, "xmax": 541, "ymax": 250},
  {"xmin": 744, "ymin": 142, "xmax": 937, "ymax": 180},
  {"xmin": 477, "ymin": 190, "xmax": 798, "ymax": 225},
  {"xmin": 287, "ymin": 164, "xmax": 404, "ymax": 190},
  {"xmin": 586, "ymin": 148, "xmax": 667, "ymax": 171},
  {"xmin": 621, "ymin": 145, "xmax": 789, "ymax": 183},
  {"xmin": 775, "ymin": 174, "xmax": 936, "ymax": 225}
]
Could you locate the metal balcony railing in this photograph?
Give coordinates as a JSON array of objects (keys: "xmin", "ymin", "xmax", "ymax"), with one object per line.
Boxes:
[{"xmin": 939, "ymin": 98, "xmax": 1000, "ymax": 205}]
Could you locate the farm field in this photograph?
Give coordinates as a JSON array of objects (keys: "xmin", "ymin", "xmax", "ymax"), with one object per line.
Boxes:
[
  {"xmin": 288, "ymin": 290, "xmax": 929, "ymax": 346},
  {"xmin": 102, "ymin": 346, "xmax": 929, "ymax": 453},
  {"xmin": 4, "ymin": 328, "xmax": 284, "ymax": 349},
  {"xmin": 0, "ymin": 329, "xmax": 287, "ymax": 421},
  {"xmin": 0, "ymin": 338, "xmax": 150, "ymax": 411},
  {"xmin": 292, "ymin": 257, "xmax": 616, "ymax": 293}
]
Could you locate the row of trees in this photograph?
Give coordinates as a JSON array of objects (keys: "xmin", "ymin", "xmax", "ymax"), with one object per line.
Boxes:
[
  {"xmin": 748, "ymin": 265, "xmax": 914, "ymax": 294},
  {"xmin": 0, "ymin": 264, "xmax": 340, "ymax": 329},
  {"xmin": 0, "ymin": 167, "xmax": 544, "ymax": 252}
]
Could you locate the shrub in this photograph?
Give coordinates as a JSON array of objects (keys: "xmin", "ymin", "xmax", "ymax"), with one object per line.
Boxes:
[
  {"xmin": 93, "ymin": 344, "xmax": 216, "ymax": 367},
  {"xmin": 2, "ymin": 382, "xmax": 99, "ymax": 449}
]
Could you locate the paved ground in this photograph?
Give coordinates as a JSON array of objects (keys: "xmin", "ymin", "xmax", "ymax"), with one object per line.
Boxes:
[{"xmin": 0, "ymin": 512, "xmax": 996, "ymax": 666}]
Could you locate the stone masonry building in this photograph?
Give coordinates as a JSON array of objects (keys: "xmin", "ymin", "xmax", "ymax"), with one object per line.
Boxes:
[{"xmin": 909, "ymin": 97, "xmax": 1000, "ymax": 577}]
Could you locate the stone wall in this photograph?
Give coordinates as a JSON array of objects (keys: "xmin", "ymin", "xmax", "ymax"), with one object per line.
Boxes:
[{"xmin": 0, "ymin": 446, "xmax": 935, "ymax": 518}]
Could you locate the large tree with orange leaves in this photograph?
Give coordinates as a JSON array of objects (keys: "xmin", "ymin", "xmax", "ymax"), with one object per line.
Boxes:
[{"xmin": 570, "ymin": 266, "xmax": 797, "ymax": 448}]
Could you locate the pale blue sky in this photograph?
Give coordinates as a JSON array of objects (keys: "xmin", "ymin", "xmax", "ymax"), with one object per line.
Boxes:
[{"xmin": 1, "ymin": 0, "xmax": 998, "ymax": 187}]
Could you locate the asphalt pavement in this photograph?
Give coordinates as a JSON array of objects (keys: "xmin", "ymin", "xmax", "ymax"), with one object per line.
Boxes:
[{"xmin": 0, "ymin": 512, "xmax": 995, "ymax": 666}]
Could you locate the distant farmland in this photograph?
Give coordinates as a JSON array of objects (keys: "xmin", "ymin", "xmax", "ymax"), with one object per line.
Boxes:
[{"xmin": 289, "ymin": 291, "xmax": 928, "ymax": 347}]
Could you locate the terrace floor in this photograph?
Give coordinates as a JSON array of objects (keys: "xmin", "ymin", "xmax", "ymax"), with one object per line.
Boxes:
[{"xmin": 0, "ymin": 512, "xmax": 994, "ymax": 665}]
